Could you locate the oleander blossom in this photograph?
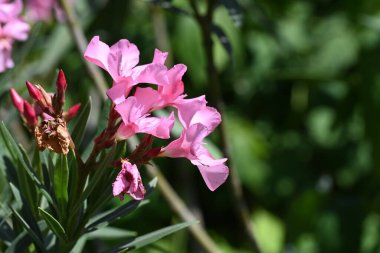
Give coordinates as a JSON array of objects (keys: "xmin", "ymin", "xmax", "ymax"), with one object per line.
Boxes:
[
  {"xmin": 26, "ymin": 0, "xmax": 73, "ymax": 22},
  {"xmin": 0, "ymin": 0, "xmax": 30, "ymax": 72},
  {"xmin": 84, "ymin": 36, "xmax": 229, "ymax": 199},
  {"xmin": 113, "ymin": 160, "xmax": 145, "ymax": 200}
]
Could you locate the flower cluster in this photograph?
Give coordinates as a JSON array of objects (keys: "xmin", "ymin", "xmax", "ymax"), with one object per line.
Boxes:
[
  {"xmin": 10, "ymin": 70, "xmax": 80, "ymax": 154},
  {"xmin": 84, "ymin": 36, "xmax": 229, "ymax": 200},
  {"xmin": 0, "ymin": 0, "xmax": 30, "ymax": 72}
]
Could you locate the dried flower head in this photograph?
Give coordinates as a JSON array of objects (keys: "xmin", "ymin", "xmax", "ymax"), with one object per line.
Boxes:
[{"xmin": 34, "ymin": 117, "xmax": 73, "ymax": 154}]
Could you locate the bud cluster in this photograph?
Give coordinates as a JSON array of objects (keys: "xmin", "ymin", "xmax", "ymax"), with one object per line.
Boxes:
[{"xmin": 10, "ymin": 70, "xmax": 80, "ymax": 154}]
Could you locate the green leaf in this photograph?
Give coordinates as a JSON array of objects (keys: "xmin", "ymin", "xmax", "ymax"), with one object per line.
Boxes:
[
  {"xmin": 85, "ymin": 200, "xmax": 149, "ymax": 232},
  {"xmin": 70, "ymin": 98, "xmax": 91, "ymax": 146},
  {"xmin": 0, "ymin": 123, "xmax": 40, "ymax": 215},
  {"xmin": 54, "ymin": 154, "xmax": 69, "ymax": 206},
  {"xmin": 86, "ymin": 227, "xmax": 136, "ymax": 239},
  {"xmin": 4, "ymin": 230, "xmax": 30, "ymax": 253},
  {"xmin": 71, "ymin": 146, "xmax": 117, "ymax": 215},
  {"xmin": 10, "ymin": 207, "xmax": 45, "ymax": 252},
  {"xmin": 105, "ymin": 221, "xmax": 196, "ymax": 252},
  {"xmin": 38, "ymin": 207, "xmax": 67, "ymax": 241},
  {"xmin": 86, "ymin": 177, "xmax": 157, "ymax": 232}
]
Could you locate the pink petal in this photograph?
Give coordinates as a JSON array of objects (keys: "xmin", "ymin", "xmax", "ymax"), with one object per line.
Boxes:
[
  {"xmin": 108, "ymin": 39, "xmax": 139, "ymax": 80},
  {"xmin": 3, "ymin": 19, "xmax": 30, "ymax": 41},
  {"xmin": 112, "ymin": 178, "xmax": 125, "ymax": 198},
  {"xmin": 0, "ymin": 0, "xmax": 22, "ymax": 21},
  {"xmin": 106, "ymin": 79, "xmax": 132, "ymax": 104},
  {"xmin": 192, "ymin": 161, "xmax": 229, "ymax": 191},
  {"xmin": 163, "ymin": 123, "xmax": 208, "ymax": 159},
  {"xmin": 157, "ymin": 64, "xmax": 186, "ymax": 104},
  {"xmin": 175, "ymin": 96, "xmax": 207, "ymax": 129},
  {"xmin": 191, "ymin": 146, "xmax": 229, "ymax": 191},
  {"xmin": 136, "ymin": 112, "xmax": 175, "ymax": 139},
  {"xmin": 134, "ymin": 87, "xmax": 160, "ymax": 110},
  {"xmin": 115, "ymin": 96, "xmax": 146, "ymax": 124},
  {"xmin": 152, "ymin": 49, "xmax": 168, "ymax": 64},
  {"xmin": 26, "ymin": 0, "xmax": 54, "ymax": 21},
  {"xmin": 116, "ymin": 123, "xmax": 137, "ymax": 140},
  {"xmin": 0, "ymin": 47, "xmax": 14, "ymax": 73},
  {"xmin": 131, "ymin": 63, "xmax": 168, "ymax": 86},
  {"xmin": 84, "ymin": 36, "xmax": 111, "ymax": 75},
  {"xmin": 190, "ymin": 106, "xmax": 221, "ymax": 134}
]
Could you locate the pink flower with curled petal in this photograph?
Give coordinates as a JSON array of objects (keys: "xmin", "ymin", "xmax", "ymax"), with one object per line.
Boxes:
[
  {"xmin": 163, "ymin": 123, "xmax": 229, "ymax": 191},
  {"xmin": 0, "ymin": 0, "xmax": 30, "ymax": 72},
  {"xmin": 162, "ymin": 99, "xmax": 229, "ymax": 191},
  {"xmin": 113, "ymin": 160, "xmax": 145, "ymax": 200},
  {"xmin": 84, "ymin": 35, "xmax": 229, "ymax": 192},
  {"xmin": 84, "ymin": 37, "xmax": 185, "ymax": 105}
]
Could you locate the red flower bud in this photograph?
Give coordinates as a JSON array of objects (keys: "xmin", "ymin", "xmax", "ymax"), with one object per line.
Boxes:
[
  {"xmin": 10, "ymin": 88, "xmax": 24, "ymax": 113},
  {"xmin": 63, "ymin": 103, "xmax": 81, "ymax": 122},
  {"xmin": 23, "ymin": 101, "xmax": 38, "ymax": 126},
  {"xmin": 53, "ymin": 69, "xmax": 67, "ymax": 114},
  {"xmin": 56, "ymin": 69, "xmax": 67, "ymax": 93},
  {"xmin": 26, "ymin": 81, "xmax": 43, "ymax": 101}
]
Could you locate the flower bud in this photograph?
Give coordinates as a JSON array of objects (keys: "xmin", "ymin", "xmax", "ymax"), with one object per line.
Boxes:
[
  {"xmin": 10, "ymin": 88, "xmax": 24, "ymax": 113},
  {"xmin": 26, "ymin": 81, "xmax": 43, "ymax": 101},
  {"xmin": 56, "ymin": 69, "xmax": 67, "ymax": 92},
  {"xmin": 54, "ymin": 69, "xmax": 67, "ymax": 114},
  {"xmin": 23, "ymin": 101, "xmax": 38, "ymax": 126},
  {"xmin": 63, "ymin": 103, "xmax": 81, "ymax": 122}
]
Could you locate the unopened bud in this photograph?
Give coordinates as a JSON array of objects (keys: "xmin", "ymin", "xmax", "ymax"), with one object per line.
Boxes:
[
  {"xmin": 10, "ymin": 88, "xmax": 24, "ymax": 113},
  {"xmin": 63, "ymin": 103, "xmax": 81, "ymax": 122},
  {"xmin": 38, "ymin": 86, "xmax": 53, "ymax": 109},
  {"xmin": 26, "ymin": 81, "xmax": 43, "ymax": 101},
  {"xmin": 23, "ymin": 101, "xmax": 37, "ymax": 126},
  {"xmin": 56, "ymin": 69, "xmax": 67, "ymax": 93},
  {"xmin": 53, "ymin": 69, "xmax": 68, "ymax": 114}
]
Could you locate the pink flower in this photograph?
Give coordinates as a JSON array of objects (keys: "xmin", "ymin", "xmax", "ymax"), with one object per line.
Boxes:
[
  {"xmin": 162, "ymin": 98, "xmax": 229, "ymax": 191},
  {"xmin": 26, "ymin": 0, "xmax": 73, "ymax": 22},
  {"xmin": 84, "ymin": 35, "xmax": 229, "ymax": 192},
  {"xmin": 112, "ymin": 160, "xmax": 145, "ymax": 200},
  {"xmin": 0, "ymin": 0, "xmax": 30, "ymax": 72},
  {"xmin": 84, "ymin": 36, "xmax": 185, "ymax": 105}
]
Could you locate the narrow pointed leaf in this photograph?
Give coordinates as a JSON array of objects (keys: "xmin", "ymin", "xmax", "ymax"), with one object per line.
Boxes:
[
  {"xmin": 219, "ymin": 0, "xmax": 243, "ymax": 27},
  {"xmin": 86, "ymin": 177, "xmax": 157, "ymax": 232},
  {"xmin": 104, "ymin": 221, "xmax": 196, "ymax": 252},
  {"xmin": 10, "ymin": 207, "xmax": 45, "ymax": 252},
  {"xmin": 4, "ymin": 230, "xmax": 31, "ymax": 253},
  {"xmin": 212, "ymin": 24, "xmax": 233, "ymax": 58},
  {"xmin": 54, "ymin": 154, "xmax": 69, "ymax": 204},
  {"xmin": 38, "ymin": 207, "xmax": 67, "ymax": 241},
  {"xmin": 85, "ymin": 200, "xmax": 149, "ymax": 232}
]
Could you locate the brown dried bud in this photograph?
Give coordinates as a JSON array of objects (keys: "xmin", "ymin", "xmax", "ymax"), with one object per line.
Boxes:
[{"xmin": 34, "ymin": 117, "xmax": 73, "ymax": 155}]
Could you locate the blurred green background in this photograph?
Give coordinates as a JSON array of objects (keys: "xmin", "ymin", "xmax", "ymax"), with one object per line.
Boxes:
[{"xmin": 2, "ymin": 0, "xmax": 380, "ymax": 252}]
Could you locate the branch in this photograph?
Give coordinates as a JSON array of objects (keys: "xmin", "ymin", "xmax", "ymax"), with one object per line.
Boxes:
[{"xmin": 58, "ymin": 0, "xmax": 108, "ymax": 100}]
